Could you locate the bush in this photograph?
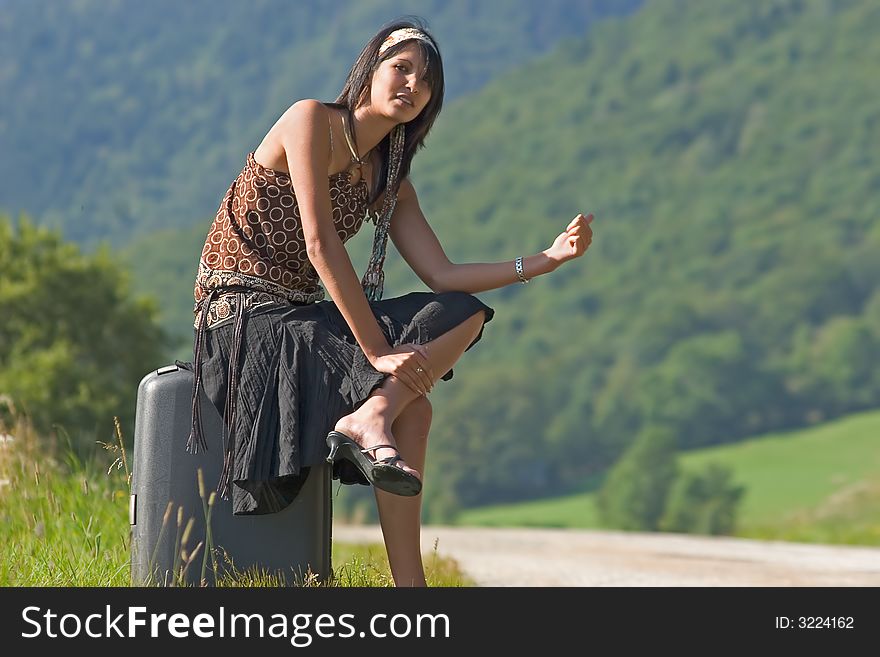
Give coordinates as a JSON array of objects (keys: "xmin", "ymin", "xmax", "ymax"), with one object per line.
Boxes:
[
  {"xmin": 596, "ymin": 425, "xmax": 679, "ymax": 531},
  {"xmin": 659, "ymin": 462, "xmax": 744, "ymax": 535},
  {"xmin": 0, "ymin": 214, "xmax": 170, "ymax": 450}
]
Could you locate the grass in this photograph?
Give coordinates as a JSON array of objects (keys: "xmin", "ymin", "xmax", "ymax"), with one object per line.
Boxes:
[
  {"xmin": 456, "ymin": 409, "xmax": 880, "ymax": 546},
  {"xmin": 0, "ymin": 413, "xmax": 471, "ymax": 587},
  {"xmin": 456, "ymin": 489, "xmax": 602, "ymax": 529},
  {"xmin": 6, "ymin": 405, "xmax": 876, "ymax": 584}
]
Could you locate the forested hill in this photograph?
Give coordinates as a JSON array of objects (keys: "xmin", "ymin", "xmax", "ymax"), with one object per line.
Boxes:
[
  {"xmin": 401, "ymin": 0, "xmax": 880, "ymax": 506},
  {"xmin": 4, "ymin": 0, "xmax": 878, "ymax": 516},
  {"xmin": 0, "ymin": 0, "xmax": 639, "ymax": 247},
  {"xmin": 122, "ymin": 0, "xmax": 880, "ymax": 514}
]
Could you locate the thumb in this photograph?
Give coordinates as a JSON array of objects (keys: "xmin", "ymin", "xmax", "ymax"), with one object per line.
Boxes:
[{"xmin": 569, "ymin": 213, "xmax": 594, "ymax": 230}]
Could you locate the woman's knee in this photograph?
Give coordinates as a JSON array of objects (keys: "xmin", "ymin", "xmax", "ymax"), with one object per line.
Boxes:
[
  {"xmin": 463, "ymin": 308, "xmax": 487, "ymax": 339},
  {"xmin": 408, "ymin": 395, "xmax": 433, "ymax": 424},
  {"xmin": 470, "ymin": 308, "xmax": 487, "ymax": 324},
  {"xmin": 392, "ymin": 396, "xmax": 432, "ymax": 456},
  {"xmin": 398, "ymin": 395, "xmax": 432, "ymax": 437}
]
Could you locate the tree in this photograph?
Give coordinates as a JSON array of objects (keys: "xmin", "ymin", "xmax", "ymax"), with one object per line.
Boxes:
[
  {"xmin": 0, "ymin": 214, "xmax": 170, "ymax": 449},
  {"xmin": 596, "ymin": 425, "xmax": 679, "ymax": 530},
  {"xmin": 807, "ymin": 317, "xmax": 880, "ymax": 413},
  {"xmin": 659, "ymin": 463, "xmax": 745, "ymax": 535},
  {"xmin": 635, "ymin": 331, "xmax": 784, "ymax": 447}
]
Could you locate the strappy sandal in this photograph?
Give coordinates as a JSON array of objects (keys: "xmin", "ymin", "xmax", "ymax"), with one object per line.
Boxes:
[{"xmin": 326, "ymin": 430, "xmax": 422, "ymax": 497}]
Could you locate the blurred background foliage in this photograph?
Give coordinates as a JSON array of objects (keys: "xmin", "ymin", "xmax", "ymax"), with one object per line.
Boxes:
[{"xmin": 1, "ymin": 0, "xmax": 877, "ymax": 531}]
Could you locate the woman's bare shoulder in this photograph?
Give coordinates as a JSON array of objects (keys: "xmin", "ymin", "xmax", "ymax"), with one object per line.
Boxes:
[
  {"xmin": 277, "ymin": 99, "xmax": 331, "ymax": 131},
  {"xmin": 256, "ymin": 100, "xmax": 331, "ymax": 171}
]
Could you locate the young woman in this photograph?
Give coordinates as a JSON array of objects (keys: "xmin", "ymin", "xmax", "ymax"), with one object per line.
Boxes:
[{"xmin": 189, "ymin": 19, "xmax": 593, "ymax": 587}]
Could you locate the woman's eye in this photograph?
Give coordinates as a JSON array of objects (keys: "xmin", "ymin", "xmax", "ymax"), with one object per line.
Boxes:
[{"xmin": 395, "ymin": 64, "xmax": 407, "ymax": 72}]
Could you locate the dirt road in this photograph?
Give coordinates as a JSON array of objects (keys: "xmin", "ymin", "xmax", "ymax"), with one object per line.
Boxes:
[{"xmin": 332, "ymin": 524, "xmax": 880, "ymax": 586}]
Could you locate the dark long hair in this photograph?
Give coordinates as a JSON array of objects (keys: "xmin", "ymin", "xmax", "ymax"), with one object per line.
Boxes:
[{"xmin": 330, "ymin": 17, "xmax": 444, "ymax": 206}]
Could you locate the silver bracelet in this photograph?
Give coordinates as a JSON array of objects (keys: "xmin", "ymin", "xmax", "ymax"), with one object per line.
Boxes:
[{"xmin": 515, "ymin": 256, "xmax": 530, "ymax": 284}]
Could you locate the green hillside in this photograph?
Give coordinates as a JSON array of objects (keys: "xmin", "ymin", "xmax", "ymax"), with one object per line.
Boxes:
[
  {"xmin": 4, "ymin": 0, "xmax": 878, "ymax": 521},
  {"xmin": 0, "ymin": 0, "xmax": 638, "ymax": 247},
  {"xmin": 457, "ymin": 408, "xmax": 880, "ymax": 546},
  {"xmin": 129, "ymin": 0, "xmax": 880, "ymax": 520}
]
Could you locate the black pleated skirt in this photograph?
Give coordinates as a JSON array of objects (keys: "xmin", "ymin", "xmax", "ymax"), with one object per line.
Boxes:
[{"xmin": 194, "ymin": 290, "xmax": 495, "ymax": 515}]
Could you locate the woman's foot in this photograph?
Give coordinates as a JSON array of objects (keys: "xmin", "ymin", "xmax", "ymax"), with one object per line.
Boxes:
[{"xmin": 333, "ymin": 396, "xmax": 422, "ymax": 481}]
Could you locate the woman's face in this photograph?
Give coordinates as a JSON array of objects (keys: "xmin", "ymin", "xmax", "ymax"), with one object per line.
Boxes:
[{"xmin": 367, "ymin": 42, "xmax": 432, "ymax": 121}]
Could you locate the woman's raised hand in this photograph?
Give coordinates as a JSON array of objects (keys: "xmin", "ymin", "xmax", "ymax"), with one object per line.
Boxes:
[
  {"xmin": 545, "ymin": 213, "xmax": 594, "ymax": 269},
  {"xmin": 368, "ymin": 343, "xmax": 435, "ymax": 396}
]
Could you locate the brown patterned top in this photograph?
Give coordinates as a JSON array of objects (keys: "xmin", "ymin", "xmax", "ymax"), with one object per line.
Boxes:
[{"xmin": 193, "ymin": 151, "xmax": 374, "ymax": 329}]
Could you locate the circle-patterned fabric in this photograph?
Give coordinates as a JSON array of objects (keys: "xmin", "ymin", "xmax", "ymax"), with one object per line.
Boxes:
[{"xmin": 194, "ymin": 152, "xmax": 372, "ymax": 328}]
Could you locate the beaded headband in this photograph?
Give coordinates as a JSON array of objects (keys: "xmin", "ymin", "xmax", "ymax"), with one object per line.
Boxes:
[{"xmin": 378, "ymin": 27, "xmax": 437, "ymax": 57}]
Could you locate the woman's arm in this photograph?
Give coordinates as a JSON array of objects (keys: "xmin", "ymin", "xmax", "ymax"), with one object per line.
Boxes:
[
  {"xmin": 282, "ymin": 100, "xmax": 389, "ymax": 360},
  {"xmin": 282, "ymin": 101, "xmax": 433, "ymax": 394},
  {"xmin": 433, "ymin": 253, "xmax": 558, "ymax": 294},
  {"xmin": 390, "ymin": 179, "xmax": 592, "ymax": 294}
]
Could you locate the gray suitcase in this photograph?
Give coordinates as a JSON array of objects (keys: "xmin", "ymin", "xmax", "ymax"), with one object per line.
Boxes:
[{"xmin": 130, "ymin": 363, "xmax": 332, "ymax": 586}]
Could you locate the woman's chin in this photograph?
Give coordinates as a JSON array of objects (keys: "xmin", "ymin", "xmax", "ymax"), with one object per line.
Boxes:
[
  {"xmin": 389, "ymin": 99, "xmax": 416, "ymax": 114},
  {"xmin": 380, "ymin": 101, "xmax": 421, "ymax": 123}
]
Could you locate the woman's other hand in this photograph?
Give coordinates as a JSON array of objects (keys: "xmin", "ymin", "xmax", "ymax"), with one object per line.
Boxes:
[
  {"xmin": 544, "ymin": 213, "xmax": 593, "ymax": 269},
  {"xmin": 368, "ymin": 343, "xmax": 435, "ymax": 395}
]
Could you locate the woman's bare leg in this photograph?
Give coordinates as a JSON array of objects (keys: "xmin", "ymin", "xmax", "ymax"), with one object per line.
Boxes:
[
  {"xmin": 333, "ymin": 309, "xmax": 486, "ymax": 476},
  {"xmin": 374, "ymin": 395, "xmax": 432, "ymax": 587},
  {"xmin": 333, "ymin": 309, "xmax": 486, "ymax": 586}
]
